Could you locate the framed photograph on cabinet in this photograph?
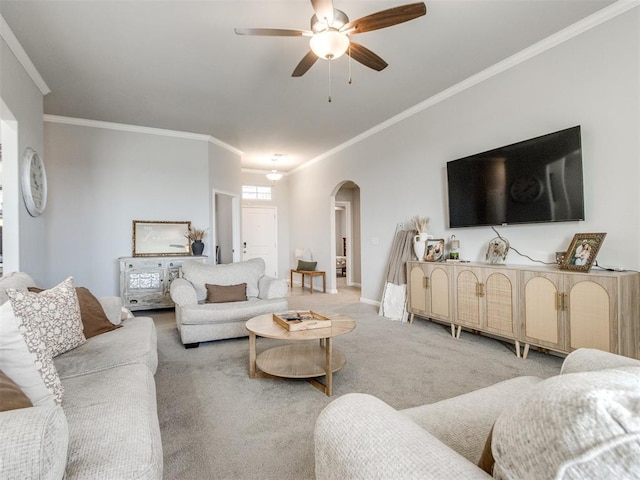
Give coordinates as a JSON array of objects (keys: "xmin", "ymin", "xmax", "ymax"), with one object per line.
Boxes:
[
  {"xmin": 132, "ymin": 220, "xmax": 191, "ymax": 257},
  {"xmin": 425, "ymin": 238, "xmax": 445, "ymax": 262},
  {"xmin": 560, "ymin": 233, "xmax": 606, "ymax": 272}
]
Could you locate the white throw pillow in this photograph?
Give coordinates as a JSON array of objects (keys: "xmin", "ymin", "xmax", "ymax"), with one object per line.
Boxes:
[
  {"xmin": 0, "ymin": 301, "xmax": 64, "ymax": 405},
  {"xmin": 181, "ymin": 258, "xmax": 265, "ymax": 300},
  {"xmin": 0, "ymin": 271, "xmax": 36, "ymax": 305},
  {"xmin": 8, "ymin": 277, "xmax": 86, "ymax": 358},
  {"xmin": 492, "ymin": 367, "xmax": 640, "ymax": 479}
]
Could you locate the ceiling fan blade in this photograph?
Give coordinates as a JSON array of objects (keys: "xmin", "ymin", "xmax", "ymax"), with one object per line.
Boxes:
[
  {"xmin": 347, "ymin": 41, "xmax": 388, "ymax": 71},
  {"xmin": 340, "ymin": 2, "xmax": 426, "ymax": 35},
  {"xmin": 234, "ymin": 28, "xmax": 311, "ymax": 37},
  {"xmin": 292, "ymin": 51, "xmax": 319, "ymax": 77},
  {"xmin": 311, "ymin": 0, "xmax": 335, "ymax": 23}
]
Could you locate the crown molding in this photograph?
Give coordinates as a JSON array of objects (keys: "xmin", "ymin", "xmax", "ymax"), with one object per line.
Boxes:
[
  {"xmin": 43, "ymin": 114, "xmax": 243, "ymax": 156},
  {"xmin": 292, "ymin": 0, "xmax": 639, "ymax": 174},
  {"xmin": 0, "ymin": 14, "xmax": 51, "ymax": 95},
  {"xmin": 208, "ymin": 136, "xmax": 243, "ymax": 156}
]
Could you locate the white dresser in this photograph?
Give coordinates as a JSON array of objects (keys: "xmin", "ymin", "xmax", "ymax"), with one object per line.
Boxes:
[{"xmin": 119, "ymin": 256, "xmax": 207, "ymax": 311}]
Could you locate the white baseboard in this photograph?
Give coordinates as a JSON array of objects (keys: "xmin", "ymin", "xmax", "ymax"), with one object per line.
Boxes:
[{"xmin": 360, "ymin": 297, "xmax": 381, "ymax": 307}]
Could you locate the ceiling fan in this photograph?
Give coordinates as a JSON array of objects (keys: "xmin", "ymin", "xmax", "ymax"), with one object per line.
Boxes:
[{"xmin": 234, "ymin": 0, "xmax": 427, "ymax": 77}]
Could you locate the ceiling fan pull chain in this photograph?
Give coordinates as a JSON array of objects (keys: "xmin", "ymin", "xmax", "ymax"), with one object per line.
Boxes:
[
  {"xmin": 348, "ymin": 43, "xmax": 353, "ymax": 85},
  {"xmin": 328, "ymin": 59, "xmax": 332, "ymax": 102}
]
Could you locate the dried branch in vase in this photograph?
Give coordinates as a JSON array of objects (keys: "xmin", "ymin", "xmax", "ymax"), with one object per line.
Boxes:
[
  {"xmin": 411, "ymin": 215, "xmax": 430, "ymax": 233},
  {"xmin": 185, "ymin": 227, "xmax": 207, "ymax": 242}
]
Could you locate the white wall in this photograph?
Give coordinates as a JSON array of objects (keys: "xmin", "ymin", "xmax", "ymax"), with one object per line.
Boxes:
[
  {"xmin": 288, "ymin": 9, "xmax": 640, "ymax": 304},
  {"xmin": 44, "ymin": 121, "xmax": 216, "ymax": 295},
  {"xmin": 0, "ymin": 36, "xmax": 46, "ymax": 281}
]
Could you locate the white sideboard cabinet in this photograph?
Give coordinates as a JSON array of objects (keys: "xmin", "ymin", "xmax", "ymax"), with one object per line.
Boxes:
[
  {"xmin": 406, "ymin": 261, "xmax": 640, "ymax": 359},
  {"xmin": 119, "ymin": 256, "xmax": 207, "ymax": 311}
]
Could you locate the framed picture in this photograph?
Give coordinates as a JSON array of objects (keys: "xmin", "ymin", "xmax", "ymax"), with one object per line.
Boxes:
[
  {"xmin": 425, "ymin": 238, "xmax": 445, "ymax": 262},
  {"xmin": 132, "ymin": 220, "xmax": 191, "ymax": 257},
  {"xmin": 560, "ymin": 233, "xmax": 606, "ymax": 272}
]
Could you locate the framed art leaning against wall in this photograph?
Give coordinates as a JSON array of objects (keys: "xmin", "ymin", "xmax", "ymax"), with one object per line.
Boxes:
[{"xmin": 132, "ymin": 220, "xmax": 191, "ymax": 257}]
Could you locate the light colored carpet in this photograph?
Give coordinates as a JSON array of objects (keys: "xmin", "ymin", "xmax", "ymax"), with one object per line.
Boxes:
[{"xmin": 150, "ymin": 298, "xmax": 562, "ymax": 480}]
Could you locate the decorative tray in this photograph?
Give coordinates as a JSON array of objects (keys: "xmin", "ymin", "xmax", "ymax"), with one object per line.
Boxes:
[{"xmin": 272, "ymin": 310, "xmax": 332, "ymax": 332}]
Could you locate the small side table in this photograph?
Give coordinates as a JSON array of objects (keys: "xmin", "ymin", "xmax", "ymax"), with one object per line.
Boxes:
[{"xmin": 290, "ymin": 269, "xmax": 326, "ymax": 294}]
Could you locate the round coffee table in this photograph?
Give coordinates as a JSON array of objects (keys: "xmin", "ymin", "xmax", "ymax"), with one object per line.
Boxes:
[{"xmin": 245, "ymin": 312, "xmax": 356, "ymax": 396}]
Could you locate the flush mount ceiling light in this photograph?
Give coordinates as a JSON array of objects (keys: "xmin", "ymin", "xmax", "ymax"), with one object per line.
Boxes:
[
  {"xmin": 266, "ymin": 157, "xmax": 284, "ymax": 181},
  {"xmin": 234, "ymin": 1, "xmax": 426, "ymax": 77}
]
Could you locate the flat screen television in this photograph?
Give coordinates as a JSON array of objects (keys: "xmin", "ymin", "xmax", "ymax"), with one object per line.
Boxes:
[{"xmin": 446, "ymin": 126, "xmax": 584, "ymax": 228}]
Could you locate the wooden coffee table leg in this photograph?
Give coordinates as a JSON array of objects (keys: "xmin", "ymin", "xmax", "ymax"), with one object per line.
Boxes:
[
  {"xmin": 325, "ymin": 337, "xmax": 333, "ymax": 396},
  {"xmin": 249, "ymin": 331, "xmax": 257, "ymax": 378}
]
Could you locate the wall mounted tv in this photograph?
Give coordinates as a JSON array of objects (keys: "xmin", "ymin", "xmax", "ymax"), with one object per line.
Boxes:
[{"xmin": 446, "ymin": 126, "xmax": 584, "ymax": 228}]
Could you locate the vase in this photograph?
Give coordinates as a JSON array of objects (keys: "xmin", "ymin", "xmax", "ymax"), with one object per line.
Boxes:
[
  {"xmin": 192, "ymin": 240, "xmax": 205, "ymax": 256},
  {"xmin": 413, "ymin": 233, "xmax": 432, "ymax": 261}
]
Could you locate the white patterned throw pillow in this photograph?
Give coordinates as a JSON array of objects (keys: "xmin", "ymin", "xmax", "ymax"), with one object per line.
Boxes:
[
  {"xmin": 8, "ymin": 277, "xmax": 86, "ymax": 358},
  {"xmin": 0, "ymin": 301, "xmax": 64, "ymax": 405}
]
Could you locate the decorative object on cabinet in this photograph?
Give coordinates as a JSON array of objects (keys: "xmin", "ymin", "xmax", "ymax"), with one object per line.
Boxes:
[
  {"xmin": 132, "ymin": 220, "xmax": 191, "ymax": 257},
  {"xmin": 425, "ymin": 239, "xmax": 445, "ymax": 262},
  {"xmin": 448, "ymin": 235, "xmax": 460, "ymax": 260},
  {"xmin": 560, "ymin": 232, "xmax": 606, "ymax": 272},
  {"xmin": 21, "ymin": 148, "xmax": 47, "ymax": 217},
  {"xmin": 412, "ymin": 233, "xmax": 431, "ymax": 261},
  {"xmin": 191, "ymin": 241, "xmax": 205, "ymax": 256},
  {"xmin": 555, "ymin": 251, "xmax": 566, "ymax": 265},
  {"xmin": 486, "ymin": 236, "xmax": 509, "ymax": 264},
  {"xmin": 185, "ymin": 226, "xmax": 207, "ymax": 256},
  {"xmin": 411, "ymin": 215, "xmax": 432, "ymax": 261},
  {"xmin": 119, "ymin": 255, "xmax": 207, "ymax": 310}
]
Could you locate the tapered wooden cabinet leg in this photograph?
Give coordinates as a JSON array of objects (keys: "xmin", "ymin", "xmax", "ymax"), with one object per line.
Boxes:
[
  {"xmin": 456, "ymin": 325, "xmax": 462, "ymax": 339},
  {"xmin": 450, "ymin": 324, "xmax": 456, "ymax": 337},
  {"xmin": 515, "ymin": 340, "xmax": 521, "ymax": 358},
  {"xmin": 522, "ymin": 343, "xmax": 530, "ymax": 360},
  {"xmin": 409, "ymin": 313, "xmax": 415, "ymax": 324}
]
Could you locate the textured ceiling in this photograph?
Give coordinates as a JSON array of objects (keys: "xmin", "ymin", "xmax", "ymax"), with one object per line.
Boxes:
[{"xmin": 0, "ymin": 0, "xmax": 616, "ymax": 172}]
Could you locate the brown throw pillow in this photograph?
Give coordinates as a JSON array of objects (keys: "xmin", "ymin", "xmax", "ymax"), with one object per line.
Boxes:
[
  {"xmin": 205, "ymin": 283, "xmax": 247, "ymax": 303},
  {"xmin": 0, "ymin": 370, "xmax": 33, "ymax": 412},
  {"xmin": 29, "ymin": 286, "xmax": 121, "ymax": 339},
  {"xmin": 477, "ymin": 425, "xmax": 495, "ymax": 474}
]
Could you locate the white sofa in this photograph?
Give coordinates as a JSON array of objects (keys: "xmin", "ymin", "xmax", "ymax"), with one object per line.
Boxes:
[
  {"xmin": 315, "ymin": 348, "xmax": 640, "ymax": 479},
  {"xmin": 170, "ymin": 258, "xmax": 288, "ymax": 347},
  {"xmin": 0, "ymin": 273, "xmax": 162, "ymax": 480}
]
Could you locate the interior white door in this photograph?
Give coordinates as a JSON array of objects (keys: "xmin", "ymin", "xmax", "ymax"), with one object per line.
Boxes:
[{"xmin": 242, "ymin": 206, "xmax": 278, "ymax": 277}]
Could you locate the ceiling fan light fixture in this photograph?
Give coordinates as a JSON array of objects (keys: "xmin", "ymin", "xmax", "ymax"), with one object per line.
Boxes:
[{"xmin": 310, "ymin": 30, "xmax": 349, "ymax": 60}]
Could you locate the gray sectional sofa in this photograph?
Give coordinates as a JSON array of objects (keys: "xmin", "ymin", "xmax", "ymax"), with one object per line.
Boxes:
[
  {"xmin": 0, "ymin": 274, "xmax": 162, "ymax": 480},
  {"xmin": 315, "ymin": 348, "xmax": 640, "ymax": 479},
  {"xmin": 170, "ymin": 258, "xmax": 288, "ymax": 347}
]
